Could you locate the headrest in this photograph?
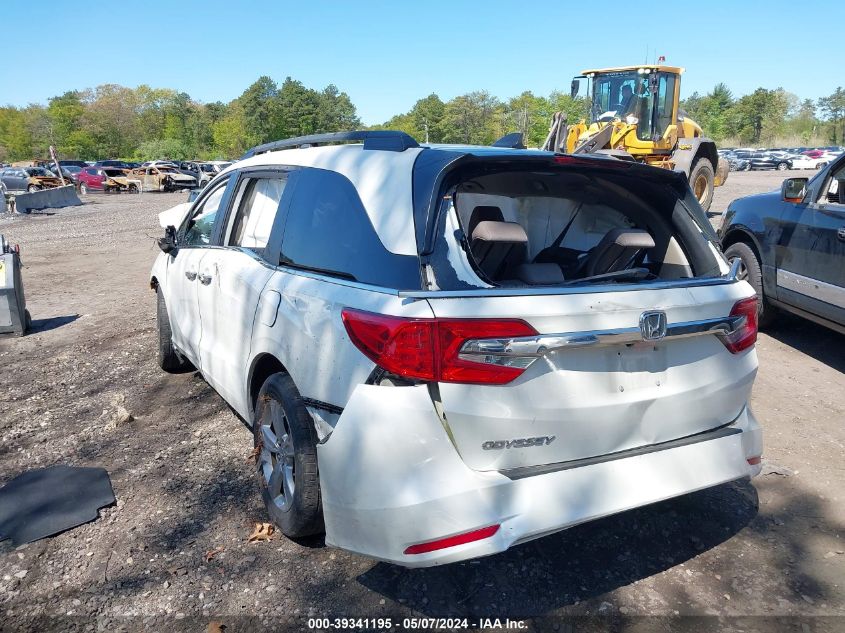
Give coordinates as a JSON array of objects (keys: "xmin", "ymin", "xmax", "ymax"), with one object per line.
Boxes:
[
  {"xmin": 599, "ymin": 228, "xmax": 655, "ymax": 250},
  {"xmin": 471, "ymin": 220, "xmax": 528, "ymax": 244},
  {"xmin": 467, "ymin": 205, "xmax": 505, "ymax": 237}
]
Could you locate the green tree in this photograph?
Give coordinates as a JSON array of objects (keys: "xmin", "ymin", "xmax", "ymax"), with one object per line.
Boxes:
[
  {"xmin": 728, "ymin": 88, "xmax": 788, "ymax": 144},
  {"xmin": 238, "ymin": 76, "xmax": 279, "ymax": 145},
  {"xmin": 212, "ymin": 104, "xmax": 249, "ymax": 158},
  {"xmin": 818, "ymin": 87, "xmax": 845, "ymax": 143},
  {"xmin": 134, "ymin": 139, "xmax": 191, "ymax": 161},
  {"xmin": 276, "ymin": 77, "xmax": 321, "ymax": 137},
  {"xmin": 316, "ymin": 84, "xmax": 361, "ymax": 133},
  {"xmin": 440, "ymin": 91, "xmax": 499, "ymax": 145}
]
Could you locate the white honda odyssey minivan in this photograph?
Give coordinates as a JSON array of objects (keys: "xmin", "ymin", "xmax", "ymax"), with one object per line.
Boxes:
[{"xmin": 151, "ymin": 130, "xmax": 762, "ymax": 567}]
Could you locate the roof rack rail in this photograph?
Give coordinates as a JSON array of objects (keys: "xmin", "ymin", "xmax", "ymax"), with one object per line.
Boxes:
[{"xmin": 241, "ymin": 130, "xmax": 420, "ymax": 159}]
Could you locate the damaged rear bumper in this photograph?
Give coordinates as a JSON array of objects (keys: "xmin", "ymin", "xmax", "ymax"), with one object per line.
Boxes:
[{"xmin": 317, "ymin": 385, "xmax": 761, "ymax": 567}]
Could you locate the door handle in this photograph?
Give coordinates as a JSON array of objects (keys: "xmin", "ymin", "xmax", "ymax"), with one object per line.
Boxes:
[
  {"xmin": 838, "ymin": 227, "xmax": 845, "ymax": 241},
  {"xmin": 197, "ymin": 272, "xmax": 213, "ymax": 285},
  {"xmin": 185, "ymin": 270, "xmax": 197, "ymax": 281}
]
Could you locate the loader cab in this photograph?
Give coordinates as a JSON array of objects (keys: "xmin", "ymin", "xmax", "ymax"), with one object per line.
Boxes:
[{"xmin": 579, "ymin": 65, "xmax": 683, "ymax": 145}]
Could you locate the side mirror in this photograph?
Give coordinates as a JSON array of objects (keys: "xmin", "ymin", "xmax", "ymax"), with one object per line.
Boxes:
[
  {"xmin": 570, "ymin": 78, "xmax": 579, "ymax": 99},
  {"xmin": 648, "ymin": 73, "xmax": 659, "ymax": 93},
  {"xmin": 781, "ymin": 177, "xmax": 808, "ymax": 203},
  {"xmin": 158, "ymin": 225, "xmax": 178, "ymax": 254}
]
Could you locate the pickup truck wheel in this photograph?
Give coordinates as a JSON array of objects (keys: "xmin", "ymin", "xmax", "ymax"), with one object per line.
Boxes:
[
  {"xmin": 253, "ymin": 373, "xmax": 323, "ymax": 538},
  {"xmin": 689, "ymin": 158, "xmax": 714, "ymax": 211},
  {"xmin": 724, "ymin": 242, "xmax": 776, "ymax": 327},
  {"xmin": 156, "ymin": 287, "xmax": 191, "ymax": 372}
]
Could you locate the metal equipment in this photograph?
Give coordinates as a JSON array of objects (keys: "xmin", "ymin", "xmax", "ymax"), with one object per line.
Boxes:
[
  {"xmin": 542, "ymin": 64, "xmax": 729, "ymax": 211},
  {"xmin": 0, "ymin": 235, "xmax": 29, "ymax": 336}
]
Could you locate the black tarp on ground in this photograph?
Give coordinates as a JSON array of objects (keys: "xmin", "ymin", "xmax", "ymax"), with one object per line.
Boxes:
[{"xmin": 0, "ymin": 465, "xmax": 115, "ymax": 545}]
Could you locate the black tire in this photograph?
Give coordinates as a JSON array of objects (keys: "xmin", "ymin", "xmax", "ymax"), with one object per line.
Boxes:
[
  {"xmin": 777, "ymin": 162, "xmax": 788, "ymax": 171},
  {"xmin": 156, "ymin": 286, "xmax": 191, "ymax": 372},
  {"xmin": 689, "ymin": 158, "xmax": 715, "ymax": 211},
  {"xmin": 27, "ymin": 184, "xmax": 39, "ymax": 193},
  {"xmin": 79, "ymin": 183, "xmax": 88, "ymax": 195},
  {"xmin": 744, "ymin": 163, "xmax": 752, "ymax": 171},
  {"xmin": 724, "ymin": 241, "xmax": 776, "ymax": 328},
  {"xmin": 253, "ymin": 373, "xmax": 323, "ymax": 538}
]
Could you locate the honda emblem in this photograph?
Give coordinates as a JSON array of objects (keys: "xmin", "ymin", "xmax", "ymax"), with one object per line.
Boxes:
[{"xmin": 640, "ymin": 311, "xmax": 667, "ymax": 341}]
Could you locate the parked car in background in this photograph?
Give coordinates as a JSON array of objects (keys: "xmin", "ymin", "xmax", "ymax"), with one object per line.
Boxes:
[
  {"xmin": 93, "ymin": 160, "xmax": 133, "ymax": 169},
  {"xmin": 723, "ymin": 153, "xmax": 751, "ymax": 171},
  {"xmin": 733, "ymin": 151, "xmax": 792, "ymax": 171},
  {"xmin": 0, "ymin": 166, "xmax": 65, "ymax": 192},
  {"xmin": 720, "ymin": 154, "xmax": 845, "ymax": 333},
  {"xmin": 58, "ymin": 160, "xmax": 88, "ymax": 169},
  {"xmin": 173, "ymin": 161, "xmax": 214, "ymax": 187},
  {"xmin": 801, "ymin": 150, "xmax": 826, "ymax": 160},
  {"xmin": 132, "ymin": 165, "xmax": 196, "ymax": 191},
  {"xmin": 77, "ymin": 167, "xmax": 139, "ymax": 193},
  {"xmin": 206, "ymin": 160, "xmax": 233, "ymax": 174},
  {"xmin": 789, "ymin": 154, "xmax": 829, "ymax": 170},
  {"xmin": 55, "ymin": 165, "xmax": 82, "ymax": 184},
  {"xmin": 151, "ymin": 130, "xmax": 763, "ymax": 567}
]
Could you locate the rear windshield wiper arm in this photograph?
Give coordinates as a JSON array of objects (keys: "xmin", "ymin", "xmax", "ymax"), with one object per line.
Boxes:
[{"xmin": 562, "ymin": 267, "xmax": 650, "ymax": 286}]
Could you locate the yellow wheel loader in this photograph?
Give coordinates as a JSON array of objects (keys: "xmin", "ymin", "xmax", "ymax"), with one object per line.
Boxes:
[{"xmin": 542, "ymin": 65, "xmax": 728, "ymax": 211}]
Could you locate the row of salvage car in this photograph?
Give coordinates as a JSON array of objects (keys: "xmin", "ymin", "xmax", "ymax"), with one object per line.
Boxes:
[{"xmin": 0, "ymin": 159, "xmax": 233, "ymax": 196}]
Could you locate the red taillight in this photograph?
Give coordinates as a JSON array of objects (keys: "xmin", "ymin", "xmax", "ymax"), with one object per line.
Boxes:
[
  {"xmin": 720, "ymin": 297, "xmax": 758, "ymax": 354},
  {"xmin": 403, "ymin": 525, "xmax": 500, "ymax": 555},
  {"xmin": 553, "ymin": 155, "xmax": 631, "ymax": 168},
  {"xmin": 340, "ymin": 310, "xmax": 436, "ymax": 380},
  {"xmin": 341, "ymin": 309, "xmax": 537, "ymax": 385}
]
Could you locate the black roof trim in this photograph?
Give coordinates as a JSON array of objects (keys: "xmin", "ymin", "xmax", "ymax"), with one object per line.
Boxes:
[
  {"xmin": 241, "ymin": 130, "xmax": 420, "ymax": 159},
  {"xmin": 491, "ymin": 132, "xmax": 526, "ymax": 149}
]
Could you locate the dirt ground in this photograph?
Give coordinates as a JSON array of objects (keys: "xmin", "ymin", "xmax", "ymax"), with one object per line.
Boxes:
[{"xmin": 0, "ymin": 171, "xmax": 842, "ymax": 632}]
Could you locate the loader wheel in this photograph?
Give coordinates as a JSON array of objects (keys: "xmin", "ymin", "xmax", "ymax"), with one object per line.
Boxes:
[
  {"xmin": 724, "ymin": 241, "xmax": 776, "ymax": 328},
  {"xmin": 689, "ymin": 159, "xmax": 715, "ymax": 211}
]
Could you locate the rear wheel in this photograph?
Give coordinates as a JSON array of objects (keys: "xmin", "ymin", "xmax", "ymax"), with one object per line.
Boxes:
[
  {"xmin": 777, "ymin": 162, "xmax": 789, "ymax": 171},
  {"xmin": 689, "ymin": 158, "xmax": 715, "ymax": 211},
  {"xmin": 724, "ymin": 241, "xmax": 776, "ymax": 327},
  {"xmin": 253, "ymin": 373, "xmax": 323, "ymax": 538}
]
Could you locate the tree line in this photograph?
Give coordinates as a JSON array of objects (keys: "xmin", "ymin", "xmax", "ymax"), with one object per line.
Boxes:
[
  {"xmin": 680, "ymin": 84, "xmax": 845, "ymax": 146},
  {"xmin": 1, "ymin": 75, "xmax": 843, "ymax": 162}
]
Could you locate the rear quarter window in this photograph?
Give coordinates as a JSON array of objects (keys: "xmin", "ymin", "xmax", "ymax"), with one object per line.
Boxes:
[{"xmin": 279, "ymin": 168, "xmax": 421, "ymax": 289}]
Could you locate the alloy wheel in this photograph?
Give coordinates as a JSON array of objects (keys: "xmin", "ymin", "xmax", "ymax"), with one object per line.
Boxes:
[
  {"xmin": 258, "ymin": 400, "xmax": 296, "ymax": 512},
  {"xmin": 729, "ymin": 256, "xmax": 748, "ymax": 281}
]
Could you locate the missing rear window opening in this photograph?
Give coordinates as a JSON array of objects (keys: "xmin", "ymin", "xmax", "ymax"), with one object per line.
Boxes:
[{"xmin": 442, "ymin": 167, "xmax": 717, "ymax": 288}]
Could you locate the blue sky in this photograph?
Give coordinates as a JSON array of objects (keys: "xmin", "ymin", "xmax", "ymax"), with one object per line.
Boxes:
[{"xmin": 1, "ymin": 0, "xmax": 842, "ymax": 124}]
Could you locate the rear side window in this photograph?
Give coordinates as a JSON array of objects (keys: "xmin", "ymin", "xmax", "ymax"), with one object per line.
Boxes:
[
  {"xmin": 229, "ymin": 176, "xmax": 287, "ymax": 251},
  {"xmin": 279, "ymin": 168, "xmax": 420, "ymax": 288}
]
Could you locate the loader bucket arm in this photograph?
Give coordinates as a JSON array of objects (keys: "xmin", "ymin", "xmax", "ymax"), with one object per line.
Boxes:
[{"xmin": 573, "ymin": 124, "xmax": 613, "ymax": 154}]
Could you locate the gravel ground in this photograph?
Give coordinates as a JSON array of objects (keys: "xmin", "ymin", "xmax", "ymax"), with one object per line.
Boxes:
[{"xmin": 0, "ymin": 173, "xmax": 843, "ymax": 632}]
